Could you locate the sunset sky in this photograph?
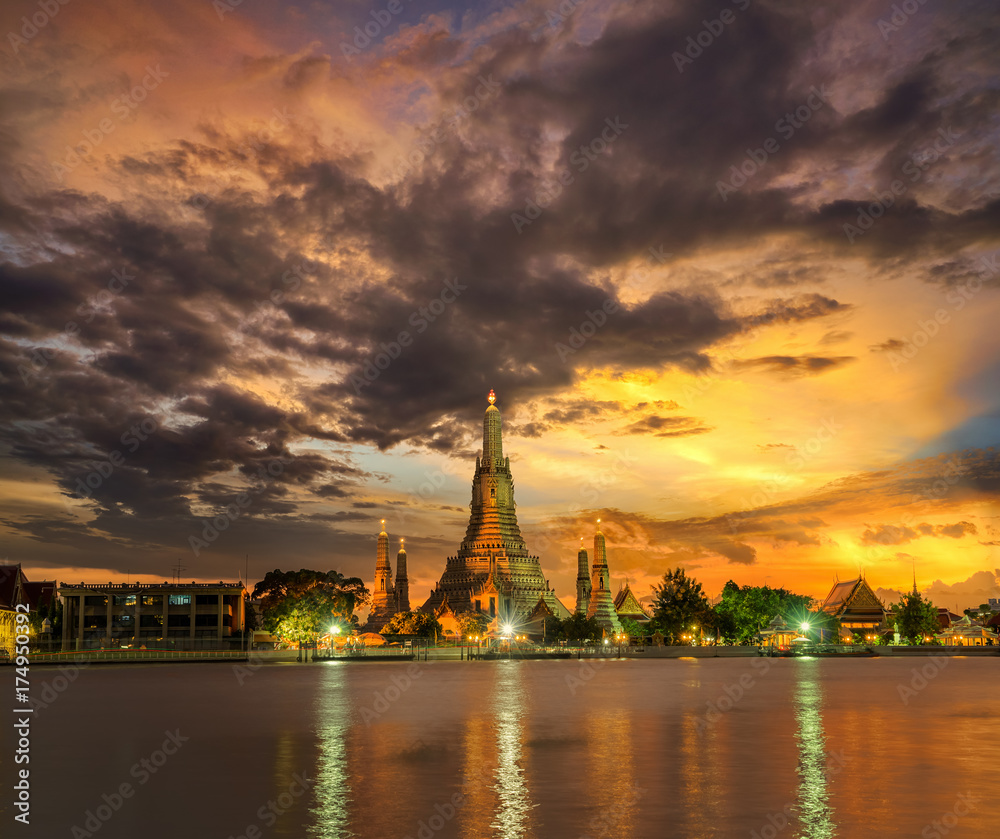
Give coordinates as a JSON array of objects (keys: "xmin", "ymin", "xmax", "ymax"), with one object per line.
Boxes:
[{"xmin": 1, "ymin": 0, "xmax": 998, "ymax": 613}]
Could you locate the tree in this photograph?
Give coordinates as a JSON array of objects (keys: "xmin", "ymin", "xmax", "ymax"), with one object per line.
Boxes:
[
  {"xmin": 252, "ymin": 569, "xmax": 369, "ymax": 644},
  {"xmin": 964, "ymin": 603, "xmax": 994, "ymax": 624},
  {"xmin": 891, "ymin": 590, "xmax": 939, "ymax": 644},
  {"xmin": 713, "ymin": 580, "xmax": 815, "ymax": 644},
  {"xmin": 382, "ymin": 611, "xmax": 442, "ymax": 638},
  {"xmin": 619, "ymin": 617, "xmax": 645, "ymax": 641},
  {"xmin": 649, "ymin": 568, "xmax": 711, "ymax": 644},
  {"xmin": 455, "ymin": 611, "xmax": 490, "ymax": 639},
  {"xmin": 543, "ymin": 613, "xmax": 602, "ymax": 642}
]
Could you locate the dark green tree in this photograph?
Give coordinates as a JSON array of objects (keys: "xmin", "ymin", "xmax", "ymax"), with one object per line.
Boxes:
[
  {"xmin": 713, "ymin": 579, "xmax": 815, "ymax": 644},
  {"xmin": 545, "ymin": 613, "xmax": 602, "ymax": 642},
  {"xmin": 891, "ymin": 590, "xmax": 939, "ymax": 644},
  {"xmin": 252, "ymin": 569, "xmax": 369, "ymax": 643},
  {"xmin": 619, "ymin": 617, "xmax": 645, "ymax": 641},
  {"xmin": 382, "ymin": 611, "xmax": 443, "ymax": 638},
  {"xmin": 649, "ymin": 568, "xmax": 711, "ymax": 644}
]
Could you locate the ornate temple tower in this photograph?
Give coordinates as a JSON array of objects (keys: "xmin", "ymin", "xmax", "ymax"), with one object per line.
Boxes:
[
  {"xmin": 366, "ymin": 520, "xmax": 396, "ymax": 631},
  {"xmin": 575, "ymin": 538, "xmax": 592, "ymax": 615},
  {"xmin": 394, "ymin": 539, "xmax": 410, "ymax": 613},
  {"xmin": 421, "ymin": 390, "xmax": 567, "ymax": 622},
  {"xmin": 586, "ymin": 520, "xmax": 622, "ymax": 634}
]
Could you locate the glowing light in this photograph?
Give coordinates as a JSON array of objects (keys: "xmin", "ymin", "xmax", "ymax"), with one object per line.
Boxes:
[
  {"xmin": 801, "ymin": 622, "xmax": 811, "ymax": 631},
  {"xmin": 330, "ymin": 626, "xmax": 340, "ymax": 635},
  {"xmin": 488, "ymin": 389, "xmax": 496, "ymax": 405},
  {"xmin": 502, "ymin": 623, "xmax": 513, "ymax": 636}
]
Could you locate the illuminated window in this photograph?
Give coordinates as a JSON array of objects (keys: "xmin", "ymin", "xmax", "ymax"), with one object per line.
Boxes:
[{"xmin": 168, "ymin": 594, "xmax": 191, "ymax": 606}]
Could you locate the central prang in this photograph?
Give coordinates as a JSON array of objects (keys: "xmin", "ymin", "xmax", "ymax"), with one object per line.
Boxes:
[{"xmin": 419, "ymin": 391, "xmax": 569, "ymax": 629}]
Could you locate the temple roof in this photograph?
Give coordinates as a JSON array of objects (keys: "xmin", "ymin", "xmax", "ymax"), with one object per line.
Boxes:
[
  {"xmin": 526, "ymin": 596, "xmax": 556, "ymax": 620},
  {"xmin": 0, "ymin": 564, "xmax": 26, "ymax": 609},
  {"xmin": 613, "ymin": 583, "xmax": 648, "ymax": 618},
  {"xmin": 820, "ymin": 577, "xmax": 887, "ymax": 618}
]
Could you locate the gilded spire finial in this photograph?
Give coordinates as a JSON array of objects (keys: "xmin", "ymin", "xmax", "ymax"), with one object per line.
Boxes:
[
  {"xmin": 597, "ymin": 518, "xmax": 602, "ymax": 533},
  {"xmin": 380, "ymin": 519, "xmax": 386, "ymax": 533},
  {"xmin": 488, "ymin": 389, "xmax": 496, "ymax": 405}
]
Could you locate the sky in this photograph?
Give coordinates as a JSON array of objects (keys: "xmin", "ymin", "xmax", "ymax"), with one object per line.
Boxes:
[{"xmin": 1, "ymin": 0, "xmax": 998, "ymax": 614}]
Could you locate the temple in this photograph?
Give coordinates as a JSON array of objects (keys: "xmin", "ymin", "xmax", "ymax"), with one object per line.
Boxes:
[
  {"xmin": 394, "ymin": 539, "xmax": 410, "ymax": 614},
  {"xmin": 613, "ymin": 582, "xmax": 648, "ymax": 625},
  {"xmin": 575, "ymin": 539, "xmax": 591, "ymax": 615},
  {"xmin": 586, "ymin": 521, "xmax": 623, "ymax": 634},
  {"xmin": 421, "ymin": 390, "xmax": 572, "ymax": 629},
  {"xmin": 366, "ymin": 391, "xmax": 648, "ymax": 637},
  {"xmin": 364, "ymin": 520, "xmax": 396, "ymax": 632},
  {"xmin": 819, "ymin": 576, "xmax": 888, "ymax": 642}
]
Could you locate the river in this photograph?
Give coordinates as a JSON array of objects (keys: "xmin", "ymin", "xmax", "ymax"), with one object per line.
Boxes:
[{"xmin": 7, "ymin": 655, "xmax": 998, "ymax": 838}]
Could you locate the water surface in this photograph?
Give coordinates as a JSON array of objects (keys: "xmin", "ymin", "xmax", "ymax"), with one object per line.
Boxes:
[{"xmin": 8, "ymin": 656, "xmax": 998, "ymax": 838}]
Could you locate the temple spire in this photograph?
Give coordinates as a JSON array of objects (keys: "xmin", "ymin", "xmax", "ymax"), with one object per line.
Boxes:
[
  {"xmin": 483, "ymin": 389, "xmax": 503, "ymax": 463},
  {"xmin": 576, "ymin": 536, "xmax": 591, "ymax": 615},
  {"xmin": 395, "ymin": 537, "xmax": 410, "ymax": 613},
  {"xmin": 587, "ymin": 519, "xmax": 622, "ymax": 633},
  {"xmin": 365, "ymin": 518, "xmax": 396, "ymax": 631}
]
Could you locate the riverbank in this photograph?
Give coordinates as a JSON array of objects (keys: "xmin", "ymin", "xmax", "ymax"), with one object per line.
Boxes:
[{"xmin": 20, "ymin": 643, "xmax": 998, "ymax": 664}]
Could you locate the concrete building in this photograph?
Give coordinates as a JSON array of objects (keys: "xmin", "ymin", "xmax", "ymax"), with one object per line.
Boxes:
[{"xmin": 59, "ymin": 581, "xmax": 245, "ymax": 650}]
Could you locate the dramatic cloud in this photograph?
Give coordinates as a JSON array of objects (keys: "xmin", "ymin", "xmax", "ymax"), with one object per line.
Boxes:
[{"xmin": 0, "ymin": 0, "xmax": 997, "ymax": 609}]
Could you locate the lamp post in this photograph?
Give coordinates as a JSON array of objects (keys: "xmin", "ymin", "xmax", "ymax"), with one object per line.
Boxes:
[{"xmin": 330, "ymin": 625, "xmax": 340, "ymax": 659}]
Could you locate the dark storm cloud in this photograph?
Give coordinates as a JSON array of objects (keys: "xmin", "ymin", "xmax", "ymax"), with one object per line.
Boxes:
[{"xmin": 0, "ymin": 0, "xmax": 998, "ymax": 581}]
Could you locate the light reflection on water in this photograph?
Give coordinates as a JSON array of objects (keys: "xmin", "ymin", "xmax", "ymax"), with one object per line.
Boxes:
[
  {"xmin": 310, "ymin": 664, "xmax": 354, "ymax": 839},
  {"xmin": 28, "ymin": 657, "xmax": 1000, "ymax": 839},
  {"xmin": 793, "ymin": 659, "xmax": 836, "ymax": 839},
  {"xmin": 491, "ymin": 662, "xmax": 534, "ymax": 838}
]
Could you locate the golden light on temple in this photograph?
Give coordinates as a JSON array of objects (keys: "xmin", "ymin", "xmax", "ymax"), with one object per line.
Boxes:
[{"xmin": 487, "ymin": 389, "xmax": 496, "ymax": 405}]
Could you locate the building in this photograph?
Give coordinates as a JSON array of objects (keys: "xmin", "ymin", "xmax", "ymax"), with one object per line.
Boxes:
[
  {"xmin": 936, "ymin": 614, "xmax": 998, "ymax": 646},
  {"xmin": 364, "ymin": 521, "xmax": 397, "ymax": 631},
  {"xmin": 421, "ymin": 390, "xmax": 571, "ymax": 629},
  {"xmin": 757, "ymin": 615, "xmax": 800, "ymax": 651},
  {"xmin": 1, "ymin": 564, "xmax": 57, "ymax": 655},
  {"xmin": 575, "ymin": 540, "xmax": 591, "ymax": 615},
  {"xmin": 59, "ymin": 581, "xmax": 245, "ymax": 650},
  {"xmin": 586, "ymin": 521, "xmax": 622, "ymax": 635},
  {"xmin": 819, "ymin": 576, "xmax": 888, "ymax": 641},
  {"xmin": 394, "ymin": 539, "xmax": 410, "ymax": 613},
  {"xmin": 613, "ymin": 582, "xmax": 649, "ymax": 625},
  {"xmin": 936, "ymin": 607, "xmax": 962, "ymax": 629}
]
